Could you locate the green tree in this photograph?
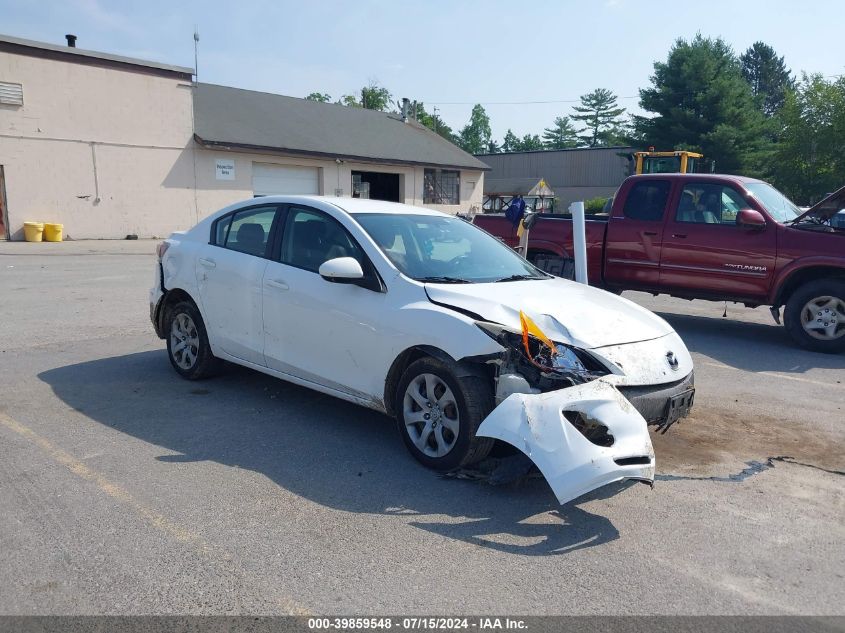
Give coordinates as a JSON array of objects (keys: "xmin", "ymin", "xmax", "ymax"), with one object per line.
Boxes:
[
  {"xmin": 501, "ymin": 129, "xmax": 519, "ymax": 152},
  {"xmin": 514, "ymin": 134, "xmax": 543, "ymax": 151},
  {"xmin": 360, "ymin": 81, "xmax": 392, "ymax": 111},
  {"xmin": 740, "ymin": 42, "xmax": 795, "ymax": 117},
  {"xmin": 571, "ymin": 88, "xmax": 626, "ymax": 147},
  {"xmin": 336, "ymin": 94, "xmax": 361, "ymax": 108},
  {"xmin": 457, "ymin": 104, "xmax": 492, "ymax": 154},
  {"xmin": 305, "ymin": 92, "xmax": 332, "ymax": 102},
  {"xmin": 770, "ymin": 73, "xmax": 845, "ymax": 204},
  {"xmin": 542, "ymin": 116, "xmax": 581, "ymax": 149},
  {"xmin": 485, "ymin": 139, "xmax": 501, "ymax": 153},
  {"xmin": 409, "ymin": 101, "xmax": 455, "ymax": 142},
  {"xmin": 634, "ymin": 34, "xmax": 770, "ymax": 175}
]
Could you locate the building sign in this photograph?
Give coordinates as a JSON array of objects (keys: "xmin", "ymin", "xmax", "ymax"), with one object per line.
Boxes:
[{"xmin": 215, "ymin": 158, "xmax": 235, "ymax": 180}]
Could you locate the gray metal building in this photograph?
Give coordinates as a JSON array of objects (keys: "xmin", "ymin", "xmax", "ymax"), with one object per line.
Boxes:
[{"xmin": 476, "ymin": 146, "xmax": 634, "ymax": 210}]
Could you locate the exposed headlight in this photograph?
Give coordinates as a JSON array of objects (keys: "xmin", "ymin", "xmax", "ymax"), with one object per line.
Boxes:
[{"xmin": 475, "ymin": 314, "xmax": 607, "ymax": 386}]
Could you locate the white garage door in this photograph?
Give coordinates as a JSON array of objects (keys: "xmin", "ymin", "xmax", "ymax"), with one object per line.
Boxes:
[{"xmin": 252, "ymin": 163, "xmax": 319, "ymax": 196}]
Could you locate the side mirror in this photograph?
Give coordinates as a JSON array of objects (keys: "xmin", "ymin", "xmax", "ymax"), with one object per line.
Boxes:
[
  {"xmin": 318, "ymin": 257, "xmax": 364, "ymax": 283},
  {"xmin": 737, "ymin": 208, "xmax": 767, "ymax": 230}
]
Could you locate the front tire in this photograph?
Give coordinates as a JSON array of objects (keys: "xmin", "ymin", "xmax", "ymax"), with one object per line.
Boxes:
[
  {"xmin": 165, "ymin": 300, "xmax": 222, "ymax": 379},
  {"xmin": 783, "ymin": 279, "xmax": 845, "ymax": 353},
  {"xmin": 395, "ymin": 357, "xmax": 495, "ymax": 471}
]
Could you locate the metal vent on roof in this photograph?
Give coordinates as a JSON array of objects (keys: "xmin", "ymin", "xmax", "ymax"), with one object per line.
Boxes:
[{"xmin": 0, "ymin": 82, "xmax": 23, "ymax": 106}]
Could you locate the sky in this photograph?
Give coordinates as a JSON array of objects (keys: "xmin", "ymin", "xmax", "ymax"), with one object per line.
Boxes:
[{"xmin": 2, "ymin": 0, "xmax": 843, "ymax": 140}]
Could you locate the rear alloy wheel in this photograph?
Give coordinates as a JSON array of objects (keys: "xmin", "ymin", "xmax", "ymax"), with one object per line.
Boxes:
[
  {"xmin": 784, "ymin": 280, "xmax": 845, "ymax": 353},
  {"xmin": 166, "ymin": 300, "xmax": 221, "ymax": 379},
  {"xmin": 396, "ymin": 357, "xmax": 494, "ymax": 471}
]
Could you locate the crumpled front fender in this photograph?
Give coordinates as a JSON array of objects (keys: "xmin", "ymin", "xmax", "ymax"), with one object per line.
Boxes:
[{"xmin": 476, "ymin": 378, "xmax": 655, "ymax": 505}]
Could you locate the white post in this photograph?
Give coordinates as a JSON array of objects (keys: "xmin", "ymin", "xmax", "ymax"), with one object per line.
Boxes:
[{"xmin": 569, "ymin": 201, "xmax": 588, "ymax": 285}]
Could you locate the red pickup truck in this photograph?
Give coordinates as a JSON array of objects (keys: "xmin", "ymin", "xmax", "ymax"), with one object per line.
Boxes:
[{"xmin": 474, "ymin": 174, "xmax": 845, "ymax": 353}]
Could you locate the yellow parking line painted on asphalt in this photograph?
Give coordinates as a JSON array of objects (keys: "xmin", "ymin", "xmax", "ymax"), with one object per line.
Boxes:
[
  {"xmin": 0, "ymin": 411, "xmax": 310, "ymax": 615},
  {"xmin": 701, "ymin": 361, "xmax": 842, "ymax": 389}
]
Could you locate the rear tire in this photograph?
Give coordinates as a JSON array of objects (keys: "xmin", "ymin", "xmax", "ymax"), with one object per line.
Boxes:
[
  {"xmin": 395, "ymin": 357, "xmax": 495, "ymax": 471},
  {"xmin": 165, "ymin": 300, "xmax": 222, "ymax": 379},
  {"xmin": 783, "ymin": 279, "xmax": 845, "ymax": 353}
]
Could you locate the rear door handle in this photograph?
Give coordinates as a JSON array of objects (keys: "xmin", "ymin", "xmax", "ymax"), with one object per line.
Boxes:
[
  {"xmin": 672, "ymin": 233, "xmax": 688, "ymax": 239},
  {"xmin": 643, "ymin": 231, "xmax": 658, "ymax": 237},
  {"xmin": 266, "ymin": 279, "xmax": 289, "ymax": 291},
  {"xmin": 198, "ymin": 258, "xmax": 216, "ymax": 268}
]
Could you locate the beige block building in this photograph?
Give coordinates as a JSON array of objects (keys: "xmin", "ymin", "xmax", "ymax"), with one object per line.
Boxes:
[{"xmin": 0, "ymin": 34, "xmax": 488, "ymax": 240}]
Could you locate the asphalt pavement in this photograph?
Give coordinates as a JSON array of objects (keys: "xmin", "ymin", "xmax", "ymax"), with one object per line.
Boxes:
[{"xmin": 0, "ymin": 239, "xmax": 842, "ymax": 615}]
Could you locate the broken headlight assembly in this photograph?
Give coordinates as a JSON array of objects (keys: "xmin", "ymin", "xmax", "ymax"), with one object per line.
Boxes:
[{"xmin": 476, "ymin": 311, "xmax": 609, "ymax": 398}]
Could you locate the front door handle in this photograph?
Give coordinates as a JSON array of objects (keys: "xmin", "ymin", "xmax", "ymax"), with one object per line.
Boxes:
[
  {"xmin": 643, "ymin": 231, "xmax": 658, "ymax": 237},
  {"xmin": 266, "ymin": 279, "xmax": 289, "ymax": 291},
  {"xmin": 198, "ymin": 257, "xmax": 216, "ymax": 268},
  {"xmin": 672, "ymin": 233, "xmax": 688, "ymax": 239}
]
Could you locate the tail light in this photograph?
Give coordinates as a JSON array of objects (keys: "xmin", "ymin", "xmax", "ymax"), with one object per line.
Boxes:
[{"xmin": 156, "ymin": 241, "xmax": 170, "ymax": 260}]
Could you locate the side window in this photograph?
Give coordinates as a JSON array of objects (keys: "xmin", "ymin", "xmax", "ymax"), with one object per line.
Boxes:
[
  {"xmin": 214, "ymin": 206, "xmax": 277, "ymax": 257},
  {"xmin": 281, "ymin": 206, "xmax": 365, "ymax": 273},
  {"xmin": 676, "ymin": 184, "xmax": 748, "ymax": 225},
  {"xmin": 623, "ymin": 181, "xmax": 670, "ymax": 221}
]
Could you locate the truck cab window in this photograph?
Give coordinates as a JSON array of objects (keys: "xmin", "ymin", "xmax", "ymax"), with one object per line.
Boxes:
[
  {"xmin": 675, "ymin": 184, "xmax": 747, "ymax": 225},
  {"xmin": 623, "ymin": 181, "xmax": 670, "ymax": 221}
]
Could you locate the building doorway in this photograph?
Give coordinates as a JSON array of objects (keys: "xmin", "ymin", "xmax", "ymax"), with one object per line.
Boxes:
[
  {"xmin": 0, "ymin": 166, "xmax": 8, "ymax": 240},
  {"xmin": 351, "ymin": 171, "xmax": 401, "ymax": 202}
]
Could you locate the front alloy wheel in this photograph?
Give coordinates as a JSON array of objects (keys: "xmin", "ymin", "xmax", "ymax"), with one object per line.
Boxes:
[
  {"xmin": 395, "ymin": 357, "xmax": 494, "ymax": 471},
  {"xmin": 403, "ymin": 373, "xmax": 461, "ymax": 458}
]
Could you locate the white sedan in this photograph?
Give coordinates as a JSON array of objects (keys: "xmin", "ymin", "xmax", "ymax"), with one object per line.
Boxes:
[{"xmin": 150, "ymin": 196, "xmax": 695, "ymax": 505}]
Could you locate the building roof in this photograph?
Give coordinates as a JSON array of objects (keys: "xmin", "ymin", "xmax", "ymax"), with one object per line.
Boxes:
[
  {"xmin": 484, "ymin": 177, "xmax": 554, "ymax": 197},
  {"xmin": 0, "ymin": 33, "xmax": 193, "ymax": 77},
  {"xmin": 475, "ymin": 146, "xmax": 633, "ymax": 158},
  {"xmin": 193, "ymin": 83, "xmax": 489, "ymax": 171}
]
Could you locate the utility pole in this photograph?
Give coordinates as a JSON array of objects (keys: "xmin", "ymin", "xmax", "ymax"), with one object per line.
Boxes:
[
  {"xmin": 193, "ymin": 26, "xmax": 200, "ymax": 79},
  {"xmin": 433, "ymin": 105, "xmax": 439, "ymax": 134}
]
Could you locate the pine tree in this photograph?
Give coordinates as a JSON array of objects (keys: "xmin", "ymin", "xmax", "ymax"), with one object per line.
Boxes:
[
  {"xmin": 542, "ymin": 116, "xmax": 581, "ymax": 149},
  {"xmin": 634, "ymin": 34, "xmax": 770, "ymax": 175},
  {"xmin": 501, "ymin": 129, "xmax": 519, "ymax": 152},
  {"xmin": 515, "ymin": 134, "xmax": 543, "ymax": 151},
  {"xmin": 741, "ymin": 42, "xmax": 795, "ymax": 116},
  {"xmin": 571, "ymin": 89, "xmax": 626, "ymax": 147}
]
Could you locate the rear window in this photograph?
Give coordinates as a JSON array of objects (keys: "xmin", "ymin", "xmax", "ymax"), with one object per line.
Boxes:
[
  {"xmin": 623, "ymin": 181, "xmax": 670, "ymax": 222},
  {"xmin": 212, "ymin": 206, "xmax": 277, "ymax": 257}
]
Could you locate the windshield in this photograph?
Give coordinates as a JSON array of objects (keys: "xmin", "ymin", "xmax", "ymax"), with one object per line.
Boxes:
[
  {"xmin": 744, "ymin": 182, "xmax": 801, "ymax": 223},
  {"xmin": 355, "ymin": 213, "xmax": 547, "ymax": 283}
]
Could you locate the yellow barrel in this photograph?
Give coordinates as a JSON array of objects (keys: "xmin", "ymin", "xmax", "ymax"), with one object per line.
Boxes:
[
  {"xmin": 44, "ymin": 223, "xmax": 63, "ymax": 242},
  {"xmin": 23, "ymin": 222, "xmax": 44, "ymax": 242}
]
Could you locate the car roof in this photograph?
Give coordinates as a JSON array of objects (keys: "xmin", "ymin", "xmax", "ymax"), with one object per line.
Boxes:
[
  {"xmin": 248, "ymin": 195, "xmax": 450, "ymax": 216},
  {"xmin": 629, "ymin": 173, "xmax": 765, "ymax": 184}
]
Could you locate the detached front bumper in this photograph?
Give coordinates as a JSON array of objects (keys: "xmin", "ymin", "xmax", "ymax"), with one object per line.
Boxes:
[{"xmin": 477, "ymin": 377, "xmax": 655, "ymax": 506}]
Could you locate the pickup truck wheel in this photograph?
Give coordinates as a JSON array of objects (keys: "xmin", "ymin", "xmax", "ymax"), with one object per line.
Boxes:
[
  {"xmin": 783, "ymin": 280, "xmax": 845, "ymax": 353},
  {"xmin": 396, "ymin": 357, "xmax": 495, "ymax": 471}
]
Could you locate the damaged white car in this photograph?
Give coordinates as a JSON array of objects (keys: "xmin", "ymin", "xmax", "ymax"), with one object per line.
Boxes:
[{"xmin": 150, "ymin": 197, "xmax": 695, "ymax": 505}]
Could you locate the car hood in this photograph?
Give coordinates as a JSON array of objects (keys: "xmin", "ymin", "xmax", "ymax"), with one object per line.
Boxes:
[
  {"xmin": 792, "ymin": 184, "xmax": 845, "ymax": 223},
  {"xmin": 425, "ymin": 278, "xmax": 674, "ymax": 349}
]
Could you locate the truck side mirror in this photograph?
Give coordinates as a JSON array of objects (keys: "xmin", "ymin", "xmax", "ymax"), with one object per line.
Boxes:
[
  {"xmin": 737, "ymin": 208, "xmax": 767, "ymax": 230},
  {"xmin": 522, "ymin": 212, "xmax": 540, "ymax": 230}
]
